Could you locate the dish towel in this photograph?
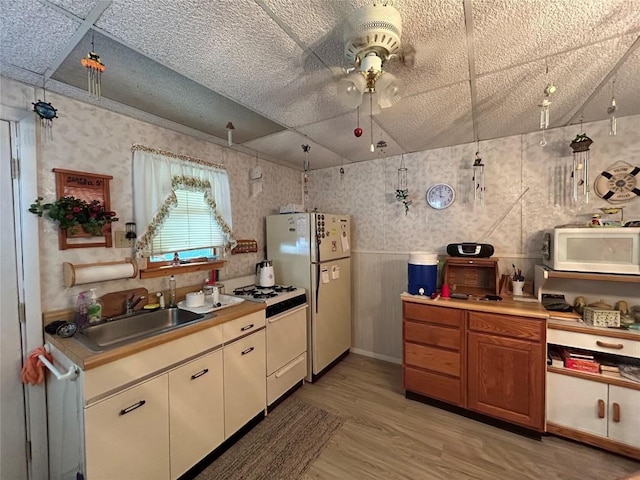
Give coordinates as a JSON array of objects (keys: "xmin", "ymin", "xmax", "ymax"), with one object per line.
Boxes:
[{"xmin": 21, "ymin": 346, "xmax": 52, "ymax": 385}]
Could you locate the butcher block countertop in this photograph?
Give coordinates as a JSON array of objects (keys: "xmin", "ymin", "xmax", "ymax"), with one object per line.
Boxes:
[
  {"xmin": 45, "ymin": 301, "xmax": 266, "ymax": 371},
  {"xmin": 401, "ymin": 292, "xmax": 549, "ymax": 319}
]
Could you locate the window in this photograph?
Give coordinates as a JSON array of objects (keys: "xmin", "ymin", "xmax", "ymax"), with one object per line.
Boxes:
[{"xmin": 148, "ymin": 189, "xmax": 224, "ymax": 265}]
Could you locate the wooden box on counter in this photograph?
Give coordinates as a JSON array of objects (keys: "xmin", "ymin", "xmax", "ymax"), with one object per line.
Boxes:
[{"xmin": 443, "ymin": 257, "xmax": 499, "ymax": 296}]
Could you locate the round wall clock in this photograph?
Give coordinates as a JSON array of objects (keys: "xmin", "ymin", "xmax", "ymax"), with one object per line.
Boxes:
[
  {"xmin": 426, "ymin": 183, "xmax": 455, "ymax": 209},
  {"xmin": 594, "ymin": 161, "xmax": 640, "ymax": 204}
]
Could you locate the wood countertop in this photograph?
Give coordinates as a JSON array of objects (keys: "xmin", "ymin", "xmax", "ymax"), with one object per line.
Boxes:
[
  {"xmin": 46, "ymin": 301, "xmax": 266, "ymax": 371},
  {"xmin": 400, "ymin": 292, "xmax": 549, "ymax": 319}
]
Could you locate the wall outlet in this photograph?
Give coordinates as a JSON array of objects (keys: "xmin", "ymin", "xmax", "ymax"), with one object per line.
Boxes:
[{"xmin": 114, "ymin": 231, "xmax": 134, "ymax": 248}]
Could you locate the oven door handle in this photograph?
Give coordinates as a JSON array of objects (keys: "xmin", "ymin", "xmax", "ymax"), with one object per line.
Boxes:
[{"xmin": 267, "ymin": 304, "xmax": 308, "ymax": 323}]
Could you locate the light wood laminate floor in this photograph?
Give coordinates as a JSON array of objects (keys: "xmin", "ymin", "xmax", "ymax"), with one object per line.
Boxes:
[{"xmin": 291, "ymin": 354, "xmax": 640, "ymax": 480}]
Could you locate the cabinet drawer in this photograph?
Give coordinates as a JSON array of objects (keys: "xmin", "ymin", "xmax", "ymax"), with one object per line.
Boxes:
[
  {"xmin": 404, "ymin": 343, "xmax": 460, "ymax": 377},
  {"xmin": 548, "ymin": 329, "xmax": 640, "ymax": 359},
  {"xmin": 404, "ymin": 302, "xmax": 463, "ymax": 327},
  {"xmin": 267, "ymin": 353, "xmax": 306, "ymax": 406},
  {"xmin": 468, "ymin": 311, "xmax": 544, "ymax": 342},
  {"xmin": 404, "ymin": 366, "xmax": 462, "ymax": 405},
  {"xmin": 404, "ymin": 321, "xmax": 461, "ymax": 351},
  {"xmin": 223, "ymin": 310, "xmax": 266, "ymax": 343}
]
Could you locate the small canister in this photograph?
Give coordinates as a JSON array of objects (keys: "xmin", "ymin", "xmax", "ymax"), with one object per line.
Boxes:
[{"xmin": 211, "ymin": 286, "xmax": 219, "ymax": 305}]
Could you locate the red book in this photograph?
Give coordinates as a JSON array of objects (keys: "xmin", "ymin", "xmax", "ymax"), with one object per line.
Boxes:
[{"xmin": 564, "ymin": 357, "xmax": 600, "ymax": 373}]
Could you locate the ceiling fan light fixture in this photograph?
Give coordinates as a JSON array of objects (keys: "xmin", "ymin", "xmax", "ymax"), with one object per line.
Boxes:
[
  {"xmin": 376, "ymin": 72, "xmax": 404, "ymax": 109},
  {"xmin": 337, "ymin": 72, "xmax": 366, "ymax": 108}
]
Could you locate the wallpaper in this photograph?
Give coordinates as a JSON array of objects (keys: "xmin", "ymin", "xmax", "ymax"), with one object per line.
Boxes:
[{"xmin": 1, "ymin": 76, "xmax": 302, "ymax": 310}]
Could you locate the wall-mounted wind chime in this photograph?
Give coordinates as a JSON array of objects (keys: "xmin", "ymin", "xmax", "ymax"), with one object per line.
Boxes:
[
  {"xmin": 472, "ymin": 148, "xmax": 485, "ymax": 207},
  {"xmin": 250, "ymin": 152, "xmax": 263, "ymax": 197},
  {"xmin": 32, "ymin": 80, "xmax": 58, "ymax": 142},
  {"xmin": 80, "ymin": 34, "xmax": 105, "ymax": 98},
  {"xmin": 570, "ymin": 124, "xmax": 593, "ymax": 203},
  {"xmin": 538, "ymin": 60, "xmax": 556, "ymax": 147},
  {"xmin": 395, "ymin": 154, "xmax": 411, "ymax": 215},
  {"xmin": 608, "ymin": 80, "xmax": 617, "ymax": 136},
  {"xmin": 302, "ymin": 144, "xmax": 311, "ymax": 211}
]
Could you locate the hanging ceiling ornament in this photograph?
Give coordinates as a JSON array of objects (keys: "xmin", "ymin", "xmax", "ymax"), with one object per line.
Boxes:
[
  {"xmin": 607, "ymin": 80, "xmax": 617, "ymax": 136},
  {"xmin": 32, "ymin": 81, "xmax": 58, "ymax": 142},
  {"xmin": 302, "ymin": 144, "xmax": 311, "ymax": 212},
  {"xmin": 570, "ymin": 127, "xmax": 593, "ymax": 204},
  {"xmin": 80, "ymin": 35, "xmax": 105, "ymax": 98},
  {"xmin": 538, "ymin": 60, "xmax": 556, "ymax": 147},
  {"xmin": 226, "ymin": 122, "xmax": 235, "ymax": 146},
  {"xmin": 472, "ymin": 147, "xmax": 485, "ymax": 207},
  {"xmin": 354, "ymin": 107, "xmax": 362, "ymax": 137},
  {"xmin": 395, "ymin": 154, "xmax": 411, "ymax": 215}
]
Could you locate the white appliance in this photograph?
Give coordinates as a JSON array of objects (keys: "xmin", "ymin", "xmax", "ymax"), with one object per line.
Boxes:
[
  {"xmin": 230, "ymin": 285, "xmax": 308, "ymax": 406},
  {"xmin": 255, "ymin": 260, "xmax": 275, "ymax": 287},
  {"xmin": 266, "ymin": 213, "xmax": 351, "ymax": 382},
  {"xmin": 541, "ymin": 227, "xmax": 640, "ymax": 275}
]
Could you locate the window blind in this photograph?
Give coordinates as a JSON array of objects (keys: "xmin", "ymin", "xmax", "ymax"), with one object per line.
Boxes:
[{"xmin": 151, "ymin": 189, "xmax": 224, "ymax": 254}]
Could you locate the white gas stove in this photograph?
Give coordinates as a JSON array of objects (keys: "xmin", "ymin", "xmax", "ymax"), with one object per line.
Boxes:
[{"xmin": 231, "ymin": 285, "xmax": 307, "ymax": 318}]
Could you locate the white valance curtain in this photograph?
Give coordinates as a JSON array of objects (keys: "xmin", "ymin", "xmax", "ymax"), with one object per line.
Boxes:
[{"xmin": 131, "ymin": 144, "xmax": 235, "ymax": 257}]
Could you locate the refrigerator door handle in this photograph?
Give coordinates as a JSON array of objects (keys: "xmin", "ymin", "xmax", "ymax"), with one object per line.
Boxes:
[{"xmin": 315, "ymin": 263, "xmax": 320, "ymax": 314}]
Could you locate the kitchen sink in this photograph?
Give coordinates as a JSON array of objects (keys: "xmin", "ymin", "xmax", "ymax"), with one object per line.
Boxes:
[{"xmin": 75, "ymin": 307, "xmax": 207, "ymax": 352}]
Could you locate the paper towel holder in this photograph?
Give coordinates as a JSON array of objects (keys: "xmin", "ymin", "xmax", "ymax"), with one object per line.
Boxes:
[{"xmin": 63, "ymin": 258, "xmax": 138, "ymax": 287}]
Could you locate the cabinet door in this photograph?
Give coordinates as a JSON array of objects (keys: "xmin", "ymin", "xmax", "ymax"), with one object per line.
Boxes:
[
  {"xmin": 608, "ymin": 385, "xmax": 640, "ymax": 448},
  {"xmin": 169, "ymin": 349, "xmax": 224, "ymax": 479},
  {"xmin": 467, "ymin": 332, "xmax": 544, "ymax": 430},
  {"xmin": 546, "ymin": 372, "xmax": 608, "ymax": 438},
  {"xmin": 85, "ymin": 375, "xmax": 169, "ymax": 480},
  {"xmin": 224, "ymin": 330, "xmax": 266, "ymax": 437}
]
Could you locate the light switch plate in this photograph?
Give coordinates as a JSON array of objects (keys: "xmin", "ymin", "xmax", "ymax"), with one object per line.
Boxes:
[{"xmin": 114, "ymin": 231, "xmax": 134, "ymax": 248}]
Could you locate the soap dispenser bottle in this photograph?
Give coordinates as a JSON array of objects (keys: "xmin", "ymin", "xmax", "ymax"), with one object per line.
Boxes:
[
  {"xmin": 76, "ymin": 292, "xmax": 89, "ymax": 328},
  {"xmin": 87, "ymin": 288, "xmax": 103, "ymax": 324}
]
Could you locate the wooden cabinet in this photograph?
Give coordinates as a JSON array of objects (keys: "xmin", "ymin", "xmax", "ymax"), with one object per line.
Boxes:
[
  {"xmin": 403, "ymin": 300, "xmax": 546, "ymax": 432},
  {"xmin": 168, "ymin": 350, "xmax": 224, "ymax": 479},
  {"xmin": 443, "ymin": 257, "xmax": 499, "ymax": 296},
  {"xmin": 466, "ymin": 311, "xmax": 545, "ymax": 430},
  {"xmin": 224, "ymin": 329, "xmax": 266, "ymax": 437},
  {"xmin": 85, "ymin": 375, "xmax": 170, "ymax": 480},
  {"xmin": 403, "ymin": 302, "xmax": 464, "ymax": 405}
]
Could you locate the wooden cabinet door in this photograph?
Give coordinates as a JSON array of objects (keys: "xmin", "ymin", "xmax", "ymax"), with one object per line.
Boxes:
[
  {"xmin": 467, "ymin": 332, "xmax": 544, "ymax": 430},
  {"xmin": 546, "ymin": 372, "xmax": 608, "ymax": 438},
  {"xmin": 168, "ymin": 349, "xmax": 224, "ymax": 479},
  {"xmin": 608, "ymin": 385, "xmax": 640, "ymax": 448},
  {"xmin": 224, "ymin": 330, "xmax": 266, "ymax": 437},
  {"xmin": 85, "ymin": 375, "xmax": 169, "ymax": 480}
]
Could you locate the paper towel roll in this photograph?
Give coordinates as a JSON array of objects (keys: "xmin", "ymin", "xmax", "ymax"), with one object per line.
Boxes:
[{"xmin": 63, "ymin": 260, "xmax": 137, "ymax": 287}]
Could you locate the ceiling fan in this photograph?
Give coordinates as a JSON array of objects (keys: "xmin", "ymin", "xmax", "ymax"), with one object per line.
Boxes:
[{"xmin": 337, "ymin": 2, "xmax": 408, "ymax": 114}]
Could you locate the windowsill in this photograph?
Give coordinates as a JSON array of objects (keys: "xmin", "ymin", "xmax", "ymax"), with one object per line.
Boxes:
[{"xmin": 139, "ymin": 260, "xmax": 226, "ymax": 279}]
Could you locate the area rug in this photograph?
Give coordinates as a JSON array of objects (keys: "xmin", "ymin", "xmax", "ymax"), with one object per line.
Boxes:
[{"xmin": 195, "ymin": 399, "xmax": 344, "ymax": 480}]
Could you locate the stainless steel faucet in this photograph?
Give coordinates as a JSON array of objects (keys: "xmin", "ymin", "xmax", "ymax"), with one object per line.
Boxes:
[{"xmin": 125, "ymin": 294, "xmax": 145, "ymax": 314}]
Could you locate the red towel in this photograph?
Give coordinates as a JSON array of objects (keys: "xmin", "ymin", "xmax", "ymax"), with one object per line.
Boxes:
[{"xmin": 21, "ymin": 346, "xmax": 52, "ymax": 385}]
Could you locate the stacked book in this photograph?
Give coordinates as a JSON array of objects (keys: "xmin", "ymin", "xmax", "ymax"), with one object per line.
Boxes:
[{"xmin": 551, "ymin": 346, "xmax": 600, "ymax": 373}]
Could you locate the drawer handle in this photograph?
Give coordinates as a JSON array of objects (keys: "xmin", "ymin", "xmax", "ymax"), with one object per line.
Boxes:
[
  {"xmin": 596, "ymin": 340, "xmax": 623, "ymax": 350},
  {"xmin": 612, "ymin": 403, "xmax": 621, "ymax": 423},
  {"xmin": 597, "ymin": 399, "xmax": 605, "ymax": 419},
  {"xmin": 241, "ymin": 324, "xmax": 254, "ymax": 331},
  {"xmin": 241, "ymin": 347, "xmax": 255, "ymax": 355},
  {"xmin": 191, "ymin": 368, "xmax": 209, "ymax": 380},
  {"xmin": 119, "ymin": 400, "xmax": 146, "ymax": 416}
]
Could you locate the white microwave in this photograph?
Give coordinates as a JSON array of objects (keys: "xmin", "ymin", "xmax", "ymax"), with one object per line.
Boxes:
[{"xmin": 541, "ymin": 227, "xmax": 640, "ymax": 275}]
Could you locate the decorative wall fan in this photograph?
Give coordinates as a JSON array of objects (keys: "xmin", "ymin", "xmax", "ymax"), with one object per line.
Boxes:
[{"xmin": 336, "ymin": 2, "xmax": 410, "ymax": 114}]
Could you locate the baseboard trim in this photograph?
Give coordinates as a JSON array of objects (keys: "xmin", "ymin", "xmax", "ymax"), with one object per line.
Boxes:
[{"xmin": 350, "ymin": 348, "xmax": 401, "ymax": 365}]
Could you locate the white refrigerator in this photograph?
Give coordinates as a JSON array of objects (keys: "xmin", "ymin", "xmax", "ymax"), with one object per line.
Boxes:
[{"xmin": 266, "ymin": 213, "xmax": 351, "ymax": 381}]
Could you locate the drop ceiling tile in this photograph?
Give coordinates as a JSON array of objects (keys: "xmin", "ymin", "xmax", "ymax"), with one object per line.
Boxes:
[
  {"xmin": 473, "ymin": 0, "xmax": 640, "ymax": 74},
  {"xmin": 475, "ymin": 34, "xmax": 638, "ymax": 141},
  {"xmin": 0, "ymin": 0, "xmax": 81, "ymax": 73},
  {"xmin": 47, "ymin": 0, "xmax": 103, "ymax": 19},
  {"xmin": 580, "ymin": 42, "xmax": 640, "ymax": 123},
  {"xmin": 376, "ymin": 82, "xmax": 474, "ymax": 153},
  {"xmin": 298, "ymin": 113, "xmax": 404, "ymax": 163},
  {"xmin": 51, "ymin": 31, "xmax": 285, "ymax": 143},
  {"xmin": 243, "ymin": 129, "xmax": 342, "ymax": 171}
]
